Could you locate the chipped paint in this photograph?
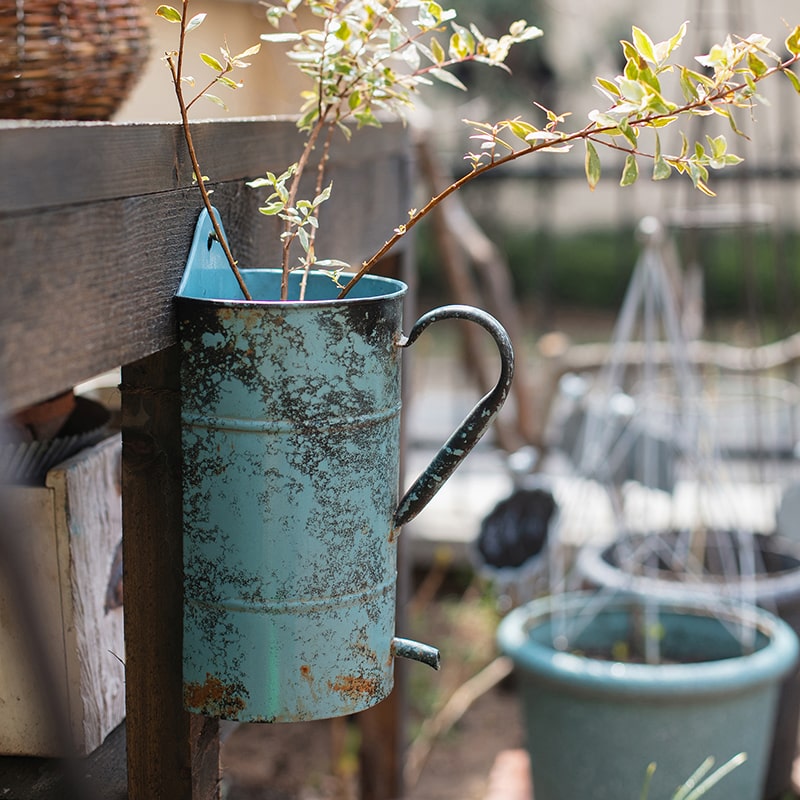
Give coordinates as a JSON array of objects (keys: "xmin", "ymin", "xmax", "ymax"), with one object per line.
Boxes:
[{"xmin": 176, "ymin": 211, "xmax": 513, "ymax": 723}]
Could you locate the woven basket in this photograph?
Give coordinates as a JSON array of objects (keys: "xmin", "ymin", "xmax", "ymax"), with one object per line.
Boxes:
[{"xmin": 0, "ymin": 0, "xmax": 150, "ymax": 120}]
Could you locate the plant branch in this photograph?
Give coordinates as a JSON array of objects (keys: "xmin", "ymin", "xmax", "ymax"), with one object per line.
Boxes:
[
  {"xmin": 169, "ymin": 1, "xmax": 252, "ymax": 300},
  {"xmin": 339, "ymin": 50, "xmax": 800, "ymax": 297}
]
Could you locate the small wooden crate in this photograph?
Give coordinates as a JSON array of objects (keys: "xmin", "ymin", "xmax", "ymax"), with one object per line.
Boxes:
[{"xmin": 0, "ymin": 434, "xmax": 125, "ymax": 756}]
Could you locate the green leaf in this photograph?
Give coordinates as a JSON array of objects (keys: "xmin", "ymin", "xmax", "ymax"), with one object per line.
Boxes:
[
  {"xmin": 747, "ymin": 52, "xmax": 767, "ymax": 77},
  {"xmin": 785, "ymin": 68, "xmax": 800, "ymax": 94},
  {"xmin": 787, "ymin": 26, "xmax": 800, "ymax": 56},
  {"xmin": 257, "ymin": 202, "xmax": 285, "ymax": 216},
  {"xmin": 200, "ymin": 53, "xmax": 225, "ymax": 72},
  {"xmin": 297, "ymin": 227, "xmax": 310, "ymax": 253},
  {"xmin": 632, "ymin": 26, "xmax": 656, "ymax": 64},
  {"xmin": 654, "ymin": 22, "xmax": 688, "ymax": 63},
  {"xmin": 584, "ymin": 140, "xmax": 601, "ymax": 190},
  {"xmin": 449, "ymin": 26, "xmax": 475, "ymax": 59},
  {"xmin": 429, "ymin": 67, "xmax": 468, "ymax": 91},
  {"xmin": 313, "ymin": 182, "xmax": 333, "ymax": 206},
  {"xmin": 185, "ymin": 12, "xmax": 206, "ymax": 33},
  {"xmin": 431, "ymin": 37, "xmax": 446, "ymax": 64},
  {"xmin": 595, "ymin": 76, "xmax": 621, "ymax": 98},
  {"xmin": 640, "ymin": 762, "xmax": 657, "ymax": 800},
  {"xmin": 620, "ymin": 153, "xmax": 638, "ymax": 186},
  {"xmin": 315, "ymin": 259, "xmax": 350, "ymax": 268},
  {"xmin": 155, "ymin": 4, "xmax": 181, "ymax": 22},
  {"xmin": 217, "ymin": 76, "xmax": 242, "ymax": 90},
  {"xmin": 234, "ymin": 44, "xmax": 262, "ymax": 60},
  {"xmin": 653, "ymin": 133, "xmax": 672, "ymax": 180},
  {"xmin": 618, "ymin": 119, "xmax": 639, "ymax": 148},
  {"xmin": 507, "ymin": 119, "xmax": 539, "ymax": 142},
  {"xmin": 679, "ymin": 67, "xmax": 700, "ymax": 101},
  {"xmin": 620, "ymin": 40, "xmax": 638, "ymax": 63},
  {"xmin": 202, "ymin": 93, "xmax": 227, "ymax": 109}
]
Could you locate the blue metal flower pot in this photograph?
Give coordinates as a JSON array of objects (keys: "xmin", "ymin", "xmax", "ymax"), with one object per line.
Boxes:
[
  {"xmin": 175, "ymin": 209, "xmax": 514, "ymax": 722},
  {"xmin": 497, "ymin": 592, "xmax": 799, "ymax": 800}
]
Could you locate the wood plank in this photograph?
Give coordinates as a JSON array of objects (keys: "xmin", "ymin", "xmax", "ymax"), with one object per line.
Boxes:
[
  {"xmin": 0, "ymin": 120, "xmax": 411, "ymax": 412},
  {"xmin": 0, "ymin": 722, "xmax": 128, "ymax": 799},
  {"xmin": 0, "ymin": 118, "xmax": 410, "ymax": 213},
  {"xmin": 121, "ymin": 347, "xmax": 220, "ymax": 800}
]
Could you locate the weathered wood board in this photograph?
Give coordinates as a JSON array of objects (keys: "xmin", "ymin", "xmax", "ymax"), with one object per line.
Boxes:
[
  {"xmin": 0, "ymin": 434, "xmax": 125, "ymax": 756},
  {"xmin": 0, "ymin": 119, "xmax": 411, "ymax": 413}
]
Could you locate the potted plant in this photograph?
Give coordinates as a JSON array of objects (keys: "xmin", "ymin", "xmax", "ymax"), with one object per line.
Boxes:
[
  {"xmin": 576, "ymin": 526, "xmax": 800, "ymax": 799},
  {"xmin": 155, "ymin": 0, "xmax": 800, "ymax": 723},
  {"xmin": 497, "ymin": 591, "xmax": 799, "ymax": 800}
]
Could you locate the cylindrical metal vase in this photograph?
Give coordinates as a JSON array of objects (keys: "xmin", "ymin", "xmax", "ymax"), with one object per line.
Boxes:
[{"xmin": 175, "ymin": 210, "xmax": 513, "ymax": 722}]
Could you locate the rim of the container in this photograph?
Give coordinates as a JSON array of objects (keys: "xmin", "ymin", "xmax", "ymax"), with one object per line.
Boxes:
[
  {"xmin": 576, "ymin": 533, "xmax": 800, "ymax": 605},
  {"xmin": 497, "ymin": 591, "xmax": 799, "ymax": 698},
  {"xmin": 175, "ymin": 269, "xmax": 407, "ymax": 307}
]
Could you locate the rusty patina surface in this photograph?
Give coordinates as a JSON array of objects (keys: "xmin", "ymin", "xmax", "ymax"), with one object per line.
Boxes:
[{"xmin": 176, "ymin": 209, "xmax": 513, "ymax": 722}]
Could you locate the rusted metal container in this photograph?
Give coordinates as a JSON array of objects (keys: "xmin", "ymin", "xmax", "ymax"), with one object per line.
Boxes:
[{"xmin": 176, "ymin": 209, "xmax": 513, "ymax": 722}]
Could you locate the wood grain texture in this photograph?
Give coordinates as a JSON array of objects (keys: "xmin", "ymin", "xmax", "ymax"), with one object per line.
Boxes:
[
  {"xmin": 0, "ymin": 435, "xmax": 124, "ymax": 758},
  {"xmin": 48, "ymin": 434, "xmax": 126, "ymax": 756},
  {"xmin": 0, "ymin": 119, "xmax": 411, "ymax": 412},
  {"xmin": 0, "ymin": 118, "xmax": 410, "ymax": 213},
  {"xmin": 121, "ymin": 348, "xmax": 220, "ymax": 800},
  {"xmin": 1, "ymin": 117, "xmax": 414, "ymax": 799}
]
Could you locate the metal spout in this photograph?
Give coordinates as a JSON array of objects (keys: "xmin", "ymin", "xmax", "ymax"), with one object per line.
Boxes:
[{"xmin": 392, "ymin": 637, "xmax": 441, "ymax": 670}]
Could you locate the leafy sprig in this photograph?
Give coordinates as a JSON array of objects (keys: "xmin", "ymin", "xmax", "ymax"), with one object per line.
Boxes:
[
  {"xmin": 157, "ymin": 1, "xmax": 261, "ymax": 300},
  {"xmin": 157, "ymin": 2, "xmax": 800, "ymax": 302},
  {"xmin": 248, "ymin": 0, "xmax": 541, "ymax": 298},
  {"xmin": 340, "ymin": 22, "xmax": 800, "ymax": 295}
]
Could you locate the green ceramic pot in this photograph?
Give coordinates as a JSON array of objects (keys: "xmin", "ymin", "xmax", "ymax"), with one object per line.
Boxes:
[{"xmin": 497, "ymin": 592, "xmax": 799, "ymax": 800}]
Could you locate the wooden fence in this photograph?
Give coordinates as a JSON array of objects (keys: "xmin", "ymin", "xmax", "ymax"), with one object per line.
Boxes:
[{"xmin": 0, "ymin": 118, "xmax": 413, "ymax": 800}]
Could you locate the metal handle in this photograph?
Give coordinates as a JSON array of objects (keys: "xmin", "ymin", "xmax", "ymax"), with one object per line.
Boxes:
[{"xmin": 394, "ymin": 305, "xmax": 514, "ymax": 529}]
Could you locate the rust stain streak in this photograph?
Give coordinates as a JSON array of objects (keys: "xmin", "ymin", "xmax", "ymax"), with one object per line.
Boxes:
[
  {"xmin": 328, "ymin": 674, "xmax": 379, "ymax": 699},
  {"xmin": 184, "ymin": 672, "xmax": 248, "ymax": 718}
]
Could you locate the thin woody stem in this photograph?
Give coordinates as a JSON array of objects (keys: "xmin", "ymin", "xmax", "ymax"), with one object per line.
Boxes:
[
  {"xmin": 172, "ymin": 0, "xmax": 252, "ymax": 300},
  {"xmin": 339, "ymin": 52, "xmax": 799, "ymax": 298}
]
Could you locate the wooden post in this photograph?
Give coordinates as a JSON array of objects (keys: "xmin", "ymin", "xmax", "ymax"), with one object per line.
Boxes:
[{"xmin": 121, "ymin": 348, "xmax": 220, "ymax": 800}]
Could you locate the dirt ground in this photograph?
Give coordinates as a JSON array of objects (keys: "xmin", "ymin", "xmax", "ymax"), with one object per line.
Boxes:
[
  {"xmin": 220, "ymin": 573, "xmax": 526, "ymax": 800},
  {"xmin": 220, "ymin": 683, "xmax": 524, "ymax": 800}
]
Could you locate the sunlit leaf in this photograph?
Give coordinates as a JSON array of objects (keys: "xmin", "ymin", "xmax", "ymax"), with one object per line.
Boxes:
[
  {"xmin": 620, "ymin": 153, "xmax": 638, "ymax": 186},
  {"xmin": 260, "ymin": 32, "xmax": 303, "ymax": 43},
  {"xmin": 234, "ymin": 44, "xmax": 262, "ymax": 60},
  {"xmin": 747, "ymin": 52, "xmax": 767, "ymax": 77},
  {"xmin": 185, "ymin": 12, "xmax": 206, "ymax": 33},
  {"xmin": 201, "ymin": 53, "xmax": 225, "ymax": 72},
  {"xmin": 787, "ymin": 26, "xmax": 800, "ymax": 56},
  {"xmin": 584, "ymin": 139, "xmax": 601, "ymax": 190},
  {"xmin": 507, "ymin": 119, "xmax": 539, "ymax": 142},
  {"xmin": 202, "ymin": 93, "xmax": 227, "ymax": 108},
  {"xmin": 785, "ymin": 68, "xmax": 800, "ymax": 94},
  {"xmin": 155, "ymin": 4, "xmax": 181, "ymax": 22},
  {"xmin": 618, "ymin": 119, "xmax": 639, "ymax": 148},
  {"xmin": 258, "ymin": 202, "xmax": 285, "ymax": 216},
  {"xmin": 632, "ymin": 26, "xmax": 656, "ymax": 64},
  {"xmin": 429, "ymin": 67, "xmax": 468, "ymax": 91},
  {"xmin": 431, "ymin": 37, "xmax": 446, "ymax": 64},
  {"xmin": 655, "ymin": 21, "xmax": 688, "ymax": 63},
  {"xmin": 652, "ymin": 133, "xmax": 671, "ymax": 180},
  {"xmin": 595, "ymin": 76, "xmax": 621, "ymax": 98},
  {"xmin": 217, "ymin": 76, "xmax": 242, "ymax": 89}
]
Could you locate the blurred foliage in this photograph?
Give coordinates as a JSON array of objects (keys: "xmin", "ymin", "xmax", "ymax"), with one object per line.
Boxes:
[
  {"xmin": 416, "ymin": 218, "xmax": 800, "ymax": 329},
  {"xmin": 446, "ymin": 0, "xmax": 557, "ymax": 116}
]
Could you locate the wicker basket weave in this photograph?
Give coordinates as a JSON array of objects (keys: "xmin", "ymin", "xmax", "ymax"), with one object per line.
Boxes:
[{"xmin": 0, "ymin": 0, "xmax": 150, "ymax": 120}]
